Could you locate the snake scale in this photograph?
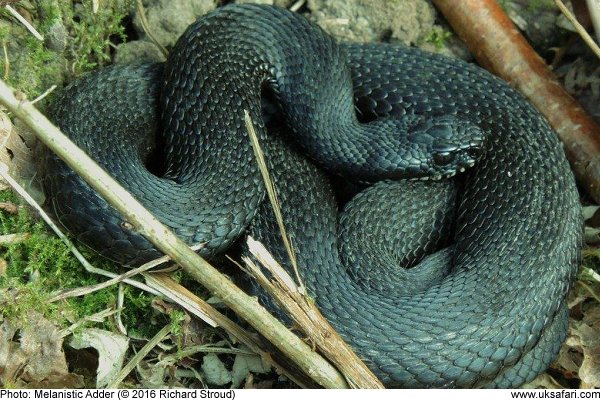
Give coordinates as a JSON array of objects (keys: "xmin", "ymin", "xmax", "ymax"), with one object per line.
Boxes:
[{"xmin": 41, "ymin": 4, "xmax": 582, "ymax": 388}]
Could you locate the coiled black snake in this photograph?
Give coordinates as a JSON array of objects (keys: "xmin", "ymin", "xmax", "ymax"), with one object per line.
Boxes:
[{"xmin": 41, "ymin": 4, "xmax": 582, "ymax": 388}]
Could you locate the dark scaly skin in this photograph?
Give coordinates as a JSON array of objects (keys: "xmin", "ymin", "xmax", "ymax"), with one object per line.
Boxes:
[
  {"xmin": 251, "ymin": 43, "xmax": 582, "ymax": 387},
  {"xmin": 41, "ymin": 4, "xmax": 581, "ymax": 387},
  {"xmin": 42, "ymin": 64, "xmax": 264, "ymax": 265}
]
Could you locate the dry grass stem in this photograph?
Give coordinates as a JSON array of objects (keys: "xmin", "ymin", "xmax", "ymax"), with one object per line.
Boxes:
[
  {"xmin": 5, "ymin": 5, "xmax": 43, "ymax": 41},
  {"xmin": 59, "ymin": 307, "xmax": 121, "ymax": 338},
  {"xmin": 107, "ymin": 323, "xmax": 172, "ymax": 388},
  {"xmin": 582, "ymin": 265, "xmax": 600, "ymax": 283},
  {"xmin": 48, "ymin": 243, "xmax": 203, "ymax": 303},
  {"xmin": 160, "ymin": 345, "xmax": 255, "ymax": 364},
  {"xmin": 555, "ymin": 0, "xmax": 600, "ymax": 59},
  {"xmin": 143, "ymin": 271, "xmax": 219, "ymax": 328},
  {"xmin": 579, "ymin": 280, "xmax": 600, "ymax": 303},
  {"xmin": 116, "ymin": 283, "xmax": 127, "ymax": 335},
  {"xmin": 244, "ymin": 110, "xmax": 305, "ymax": 294},
  {"xmin": 3, "ymin": 41, "xmax": 8, "ymax": 81},
  {"xmin": 585, "ymin": 0, "xmax": 600, "ymax": 44},
  {"xmin": 289, "ymin": 0, "xmax": 306, "ymax": 12},
  {"xmin": 135, "ymin": 0, "xmax": 168, "ymax": 59}
]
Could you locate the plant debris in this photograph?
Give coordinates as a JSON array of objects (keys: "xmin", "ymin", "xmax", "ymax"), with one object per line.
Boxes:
[{"xmin": 0, "ymin": 307, "xmax": 84, "ymax": 388}]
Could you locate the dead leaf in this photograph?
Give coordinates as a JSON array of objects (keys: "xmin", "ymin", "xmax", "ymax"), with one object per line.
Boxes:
[
  {"xmin": 136, "ymin": 360, "xmax": 170, "ymax": 388},
  {"xmin": 201, "ymin": 353, "xmax": 231, "ymax": 386},
  {"xmin": 0, "ymin": 309, "xmax": 84, "ymax": 387},
  {"xmin": 68, "ymin": 328, "xmax": 129, "ymax": 388},
  {"xmin": 0, "ymin": 111, "xmax": 44, "ymax": 203},
  {"xmin": 584, "ymin": 205, "xmax": 600, "ymax": 227},
  {"xmin": 558, "ymin": 294, "xmax": 600, "ymax": 389},
  {"xmin": 231, "ymin": 351, "xmax": 271, "ymax": 388},
  {"xmin": 571, "ymin": 307, "xmax": 600, "ymax": 388},
  {"xmin": 0, "ymin": 201, "xmax": 18, "ymax": 214},
  {"xmin": 585, "ymin": 226, "xmax": 600, "ymax": 245}
]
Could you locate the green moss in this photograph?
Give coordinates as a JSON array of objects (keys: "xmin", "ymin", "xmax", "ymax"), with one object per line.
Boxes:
[
  {"xmin": 0, "ymin": 190, "xmax": 156, "ymax": 337},
  {"xmin": 37, "ymin": 0, "xmax": 62, "ymax": 29},
  {"xmin": 424, "ymin": 27, "xmax": 453, "ymax": 50},
  {"xmin": 63, "ymin": 0, "xmax": 132, "ymax": 75},
  {"xmin": 2, "ymin": 32, "xmax": 61, "ymax": 100},
  {"xmin": 0, "ymin": 24, "xmax": 10, "ymax": 41},
  {"xmin": 169, "ymin": 310, "xmax": 187, "ymax": 350},
  {"xmin": 0, "ymin": 1, "xmax": 62, "ymax": 100},
  {"xmin": 0, "ymin": 0, "xmax": 132, "ymax": 100}
]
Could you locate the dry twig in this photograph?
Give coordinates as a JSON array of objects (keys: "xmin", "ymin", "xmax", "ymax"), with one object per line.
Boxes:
[{"xmin": 135, "ymin": 0, "xmax": 168, "ymax": 59}]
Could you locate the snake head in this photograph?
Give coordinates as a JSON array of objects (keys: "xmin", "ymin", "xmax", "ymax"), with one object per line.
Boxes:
[{"xmin": 408, "ymin": 116, "xmax": 486, "ymax": 180}]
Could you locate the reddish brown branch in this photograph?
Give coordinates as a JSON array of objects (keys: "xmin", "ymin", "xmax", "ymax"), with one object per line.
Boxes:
[{"xmin": 432, "ymin": 0, "xmax": 600, "ymax": 203}]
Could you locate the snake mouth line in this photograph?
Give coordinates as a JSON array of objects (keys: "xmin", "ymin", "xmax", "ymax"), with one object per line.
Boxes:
[{"xmin": 418, "ymin": 161, "xmax": 474, "ymax": 181}]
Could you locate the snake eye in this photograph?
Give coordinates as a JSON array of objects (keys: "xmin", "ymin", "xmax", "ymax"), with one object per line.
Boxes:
[{"xmin": 433, "ymin": 152, "xmax": 454, "ymax": 166}]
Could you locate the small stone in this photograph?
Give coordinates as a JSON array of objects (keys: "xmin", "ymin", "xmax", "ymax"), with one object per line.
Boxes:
[{"xmin": 114, "ymin": 41, "xmax": 166, "ymax": 64}]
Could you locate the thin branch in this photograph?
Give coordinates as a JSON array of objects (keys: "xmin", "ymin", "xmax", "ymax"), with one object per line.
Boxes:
[
  {"xmin": 432, "ymin": 0, "xmax": 600, "ymax": 204},
  {"xmin": 30, "ymin": 85, "xmax": 56, "ymax": 105}
]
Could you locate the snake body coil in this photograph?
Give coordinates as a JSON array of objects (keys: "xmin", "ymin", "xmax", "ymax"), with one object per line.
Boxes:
[{"xmin": 42, "ymin": 4, "xmax": 582, "ymax": 388}]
